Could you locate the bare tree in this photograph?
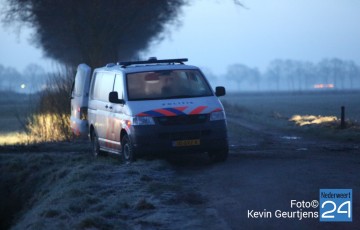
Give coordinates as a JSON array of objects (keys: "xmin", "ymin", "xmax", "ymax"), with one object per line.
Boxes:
[
  {"xmin": 330, "ymin": 58, "xmax": 344, "ymax": 89},
  {"xmin": 317, "ymin": 58, "xmax": 347, "ymax": 89},
  {"xmin": 344, "ymin": 60, "xmax": 360, "ymax": 89},
  {"xmin": 249, "ymin": 67, "xmax": 261, "ymax": 91},
  {"xmin": 266, "ymin": 59, "xmax": 285, "ymax": 91},
  {"xmin": 301, "ymin": 61, "xmax": 315, "ymax": 90},
  {"xmin": 225, "ymin": 64, "xmax": 251, "ymax": 90}
]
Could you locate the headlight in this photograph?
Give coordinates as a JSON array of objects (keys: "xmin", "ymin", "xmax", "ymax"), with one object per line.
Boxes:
[
  {"xmin": 132, "ymin": 116, "xmax": 155, "ymax": 126},
  {"xmin": 210, "ymin": 111, "xmax": 226, "ymax": 121}
]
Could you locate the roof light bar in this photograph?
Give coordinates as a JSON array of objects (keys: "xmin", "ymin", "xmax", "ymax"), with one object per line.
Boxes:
[
  {"xmin": 106, "ymin": 63, "xmax": 116, "ymax": 68},
  {"xmin": 118, "ymin": 58, "xmax": 188, "ymax": 68}
]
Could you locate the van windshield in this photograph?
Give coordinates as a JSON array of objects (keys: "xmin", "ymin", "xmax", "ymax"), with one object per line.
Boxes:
[{"xmin": 126, "ymin": 70, "xmax": 213, "ymax": 101}]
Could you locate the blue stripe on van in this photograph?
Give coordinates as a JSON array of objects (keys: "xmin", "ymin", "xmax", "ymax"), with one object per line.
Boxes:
[
  {"xmin": 143, "ymin": 110, "xmax": 165, "ymax": 117},
  {"xmin": 165, "ymin": 108, "xmax": 186, "ymax": 116}
]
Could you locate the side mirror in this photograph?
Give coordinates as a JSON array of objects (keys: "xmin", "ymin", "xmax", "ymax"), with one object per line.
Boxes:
[
  {"xmin": 215, "ymin": 86, "xmax": 226, "ymax": 97},
  {"xmin": 109, "ymin": 91, "xmax": 125, "ymax": 104}
]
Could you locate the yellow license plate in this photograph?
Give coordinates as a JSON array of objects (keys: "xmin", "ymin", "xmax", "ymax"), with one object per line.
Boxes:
[{"xmin": 173, "ymin": 139, "xmax": 200, "ymax": 147}]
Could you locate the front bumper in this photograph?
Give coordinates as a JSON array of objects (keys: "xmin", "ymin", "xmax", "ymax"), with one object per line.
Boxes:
[{"xmin": 129, "ymin": 120, "xmax": 228, "ymax": 154}]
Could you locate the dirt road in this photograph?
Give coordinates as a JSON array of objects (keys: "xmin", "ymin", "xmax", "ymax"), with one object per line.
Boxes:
[{"xmin": 172, "ymin": 116, "xmax": 360, "ymax": 229}]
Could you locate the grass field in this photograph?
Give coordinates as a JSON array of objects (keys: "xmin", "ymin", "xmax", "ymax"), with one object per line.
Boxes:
[
  {"xmin": 0, "ymin": 91, "xmax": 38, "ymax": 134},
  {"xmin": 0, "ymin": 92, "xmax": 39, "ymax": 145},
  {"xmin": 222, "ymin": 90, "xmax": 360, "ymax": 141},
  {"xmin": 0, "ymin": 91, "xmax": 71, "ymax": 144},
  {"xmin": 224, "ymin": 91, "xmax": 360, "ymax": 122},
  {"xmin": 0, "ymin": 147, "xmax": 212, "ymax": 230}
]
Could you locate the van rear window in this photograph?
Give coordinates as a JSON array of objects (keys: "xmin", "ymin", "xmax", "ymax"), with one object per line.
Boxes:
[{"xmin": 126, "ymin": 70, "xmax": 213, "ymax": 101}]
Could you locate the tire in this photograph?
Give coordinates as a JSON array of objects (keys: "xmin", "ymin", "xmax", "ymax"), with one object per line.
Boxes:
[
  {"xmin": 121, "ymin": 135, "xmax": 136, "ymax": 163},
  {"xmin": 208, "ymin": 148, "xmax": 228, "ymax": 163},
  {"xmin": 91, "ymin": 130, "xmax": 101, "ymax": 157}
]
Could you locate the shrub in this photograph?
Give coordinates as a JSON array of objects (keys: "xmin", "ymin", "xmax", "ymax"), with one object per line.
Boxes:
[
  {"xmin": 26, "ymin": 113, "xmax": 71, "ymax": 142},
  {"xmin": 25, "ymin": 66, "xmax": 75, "ymax": 142}
]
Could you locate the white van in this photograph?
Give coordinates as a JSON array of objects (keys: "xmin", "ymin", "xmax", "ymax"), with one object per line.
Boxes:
[
  {"xmin": 74, "ymin": 58, "xmax": 228, "ymax": 162},
  {"xmin": 70, "ymin": 64, "xmax": 91, "ymax": 138}
]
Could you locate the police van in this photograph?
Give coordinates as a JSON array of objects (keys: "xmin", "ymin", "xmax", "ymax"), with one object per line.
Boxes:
[
  {"xmin": 71, "ymin": 58, "xmax": 228, "ymax": 162},
  {"xmin": 70, "ymin": 64, "xmax": 91, "ymax": 138}
]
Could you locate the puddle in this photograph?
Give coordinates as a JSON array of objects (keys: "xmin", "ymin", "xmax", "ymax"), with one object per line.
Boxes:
[{"xmin": 281, "ymin": 136, "xmax": 301, "ymax": 140}]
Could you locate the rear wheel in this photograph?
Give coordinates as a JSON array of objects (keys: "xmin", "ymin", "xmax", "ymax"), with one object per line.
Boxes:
[
  {"xmin": 121, "ymin": 135, "xmax": 136, "ymax": 163},
  {"xmin": 91, "ymin": 130, "xmax": 101, "ymax": 157}
]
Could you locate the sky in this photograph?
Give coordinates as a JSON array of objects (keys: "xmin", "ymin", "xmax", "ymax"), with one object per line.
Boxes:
[{"xmin": 1, "ymin": 0, "xmax": 360, "ymax": 75}]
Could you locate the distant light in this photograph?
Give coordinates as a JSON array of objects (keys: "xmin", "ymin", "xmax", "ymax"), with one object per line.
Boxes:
[
  {"xmin": 313, "ymin": 84, "xmax": 334, "ymax": 89},
  {"xmin": 20, "ymin": 84, "xmax": 26, "ymax": 89}
]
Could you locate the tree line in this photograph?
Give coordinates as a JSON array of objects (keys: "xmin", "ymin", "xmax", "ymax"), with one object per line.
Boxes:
[{"xmin": 210, "ymin": 58, "xmax": 360, "ymax": 92}]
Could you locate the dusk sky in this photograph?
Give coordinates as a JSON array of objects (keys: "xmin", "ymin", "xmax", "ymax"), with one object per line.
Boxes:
[{"xmin": 1, "ymin": 0, "xmax": 360, "ymax": 74}]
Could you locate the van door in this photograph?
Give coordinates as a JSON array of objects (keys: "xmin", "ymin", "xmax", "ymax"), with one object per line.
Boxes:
[
  {"xmin": 70, "ymin": 63, "xmax": 91, "ymax": 137},
  {"xmin": 90, "ymin": 72, "xmax": 116, "ymax": 149},
  {"xmin": 107, "ymin": 73, "xmax": 125, "ymax": 150}
]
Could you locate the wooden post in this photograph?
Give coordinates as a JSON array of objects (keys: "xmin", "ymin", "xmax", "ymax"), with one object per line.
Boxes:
[{"xmin": 341, "ymin": 106, "xmax": 346, "ymax": 129}]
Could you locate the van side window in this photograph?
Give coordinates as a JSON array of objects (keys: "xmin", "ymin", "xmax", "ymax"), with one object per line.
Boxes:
[
  {"xmin": 92, "ymin": 72, "xmax": 115, "ymax": 101},
  {"xmin": 89, "ymin": 72, "xmax": 98, "ymax": 100},
  {"xmin": 113, "ymin": 74, "xmax": 124, "ymax": 99},
  {"xmin": 91, "ymin": 72, "xmax": 102, "ymax": 100}
]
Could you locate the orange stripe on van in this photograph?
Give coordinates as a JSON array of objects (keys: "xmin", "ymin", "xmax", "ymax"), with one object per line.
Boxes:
[
  {"xmin": 137, "ymin": 106, "xmax": 212, "ymax": 117},
  {"xmin": 189, "ymin": 106, "xmax": 207, "ymax": 115},
  {"xmin": 137, "ymin": 107, "xmax": 188, "ymax": 117},
  {"xmin": 211, "ymin": 108, "xmax": 223, "ymax": 113},
  {"xmin": 137, "ymin": 113, "xmax": 148, "ymax": 117},
  {"xmin": 154, "ymin": 109, "xmax": 177, "ymax": 116},
  {"xmin": 174, "ymin": 106, "xmax": 187, "ymax": 111}
]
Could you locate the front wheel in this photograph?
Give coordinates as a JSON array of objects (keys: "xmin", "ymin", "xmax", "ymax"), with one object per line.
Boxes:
[{"xmin": 121, "ymin": 135, "xmax": 136, "ymax": 163}]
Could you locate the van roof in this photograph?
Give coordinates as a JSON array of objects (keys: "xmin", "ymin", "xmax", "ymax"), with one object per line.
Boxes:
[{"xmin": 95, "ymin": 58, "xmax": 200, "ymax": 74}]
